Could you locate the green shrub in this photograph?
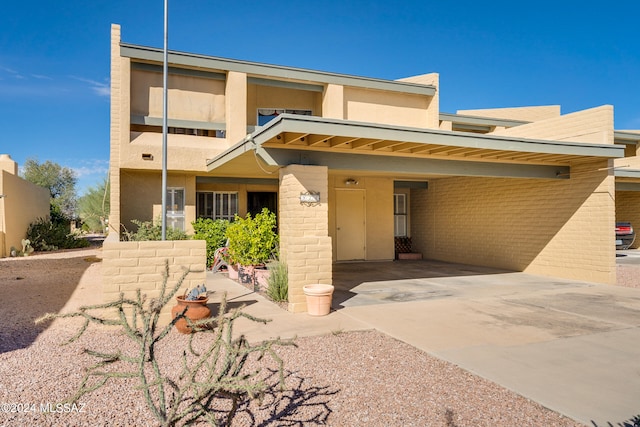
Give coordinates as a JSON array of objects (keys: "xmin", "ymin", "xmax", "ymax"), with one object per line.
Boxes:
[
  {"xmin": 26, "ymin": 218, "xmax": 90, "ymax": 251},
  {"xmin": 123, "ymin": 219, "xmax": 189, "ymax": 241},
  {"xmin": 266, "ymin": 261, "xmax": 288, "ymax": 302},
  {"xmin": 191, "ymin": 218, "xmax": 229, "ymax": 267},
  {"xmin": 226, "ymin": 208, "xmax": 278, "ymax": 266}
]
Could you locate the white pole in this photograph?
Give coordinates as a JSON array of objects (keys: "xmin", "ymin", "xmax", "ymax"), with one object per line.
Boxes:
[{"xmin": 161, "ymin": 0, "xmax": 168, "ymax": 240}]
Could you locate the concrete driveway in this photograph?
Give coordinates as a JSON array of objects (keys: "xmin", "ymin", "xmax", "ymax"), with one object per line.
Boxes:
[{"xmin": 332, "ymin": 258, "xmax": 640, "ymax": 426}]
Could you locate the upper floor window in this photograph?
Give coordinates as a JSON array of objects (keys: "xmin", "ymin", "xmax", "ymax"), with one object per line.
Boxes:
[{"xmin": 257, "ymin": 109, "xmax": 312, "ymax": 126}]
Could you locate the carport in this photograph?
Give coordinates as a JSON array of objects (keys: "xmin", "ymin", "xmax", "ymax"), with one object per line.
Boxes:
[{"xmin": 208, "ymin": 114, "xmax": 624, "ymax": 312}]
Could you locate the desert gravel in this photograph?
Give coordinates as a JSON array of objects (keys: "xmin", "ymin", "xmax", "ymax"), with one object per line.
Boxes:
[{"xmin": 4, "ymin": 248, "xmax": 634, "ymax": 426}]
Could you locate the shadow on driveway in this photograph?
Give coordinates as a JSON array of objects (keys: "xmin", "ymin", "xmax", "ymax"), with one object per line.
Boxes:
[{"xmin": 0, "ymin": 250, "xmax": 98, "ymax": 353}]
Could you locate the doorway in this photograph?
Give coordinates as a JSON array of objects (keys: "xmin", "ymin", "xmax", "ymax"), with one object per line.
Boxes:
[
  {"xmin": 247, "ymin": 192, "xmax": 277, "ymax": 216},
  {"xmin": 336, "ymin": 189, "xmax": 366, "ymax": 261}
]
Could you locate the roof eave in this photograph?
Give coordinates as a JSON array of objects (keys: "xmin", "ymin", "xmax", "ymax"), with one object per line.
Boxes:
[{"xmin": 121, "ymin": 43, "xmax": 436, "ymax": 97}]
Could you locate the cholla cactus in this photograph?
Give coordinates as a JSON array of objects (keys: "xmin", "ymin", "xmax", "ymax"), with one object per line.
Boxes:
[{"xmin": 35, "ymin": 261, "xmax": 295, "ymax": 426}]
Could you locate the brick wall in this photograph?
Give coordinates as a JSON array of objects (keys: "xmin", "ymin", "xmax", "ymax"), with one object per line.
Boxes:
[
  {"xmin": 411, "ymin": 160, "xmax": 616, "ymax": 284},
  {"xmin": 279, "ymin": 165, "xmax": 332, "ymax": 313},
  {"xmin": 102, "ymin": 240, "xmax": 206, "ymax": 325}
]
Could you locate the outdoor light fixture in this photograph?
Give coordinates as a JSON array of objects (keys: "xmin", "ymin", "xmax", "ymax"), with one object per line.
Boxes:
[
  {"xmin": 142, "ymin": 153, "xmax": 154, "ymax": 160},
  {"xmin": 344, "ymin": 178, "xmax": 358, "ymax": 185}
]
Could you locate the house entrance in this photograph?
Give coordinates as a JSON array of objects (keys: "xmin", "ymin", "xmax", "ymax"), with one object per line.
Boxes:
[
  {"xmin": 336, "ymin": 189, "xmax": 366, "ymax": 261},
  {"xmin": 247, "ymin": 192, "xmax": 277, "ymax": 216}
]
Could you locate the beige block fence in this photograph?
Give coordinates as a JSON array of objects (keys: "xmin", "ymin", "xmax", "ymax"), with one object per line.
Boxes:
[{"xmin": 102, "ymin": 239, "xmax": 206, "ymax": 325}]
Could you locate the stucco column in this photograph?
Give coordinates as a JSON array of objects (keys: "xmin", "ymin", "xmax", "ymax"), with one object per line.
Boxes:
[
  {"xmin": 322, "ymin": 84, "xmax": 344, "ymax": 119},
  {"xmin": 225, "ymin": 71, "xmax": 248, "ymax": 145},
  {"xmin": 108, "ymin": 24, "xmax": 123, "ymax": 240},
  {"xmin": 279, "ymin": 165, "xmax": 332, "ymax": 313}
]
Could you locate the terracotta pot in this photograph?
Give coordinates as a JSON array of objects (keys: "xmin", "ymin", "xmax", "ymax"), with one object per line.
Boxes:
[
  {"xmin": 254, "ymin": 267, "xmax": 270, "ymax": 292},
  {"xmin": 239, "ymin": 265, "xmax": 256, "ymax": 290},
  {"xmin": 227, "ymin": 263, "xmax": 239, "ymax": 281},
  {"xmin": 303, "ymin": 284, "xmax": 334, "ymax": 316},
  {"xmin": 171, "ymin": 296, "xmax": 211, "ymax": 334}
]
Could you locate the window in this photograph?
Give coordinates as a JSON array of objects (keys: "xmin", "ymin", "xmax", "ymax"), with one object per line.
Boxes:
[
  {"xmin": 130, "ymin": 124, "xmax": 225, "ymax": 138},
  {"xmin": 257, "ymin": 109, "xmax": 312, "ymax": 126},
  {"xmin": 394, "ymin": 193, "xmax": 407, "ymax": 237},
  {"xmin": 197, "ymin": 192, "xmax": 238, "ymax": 221}
]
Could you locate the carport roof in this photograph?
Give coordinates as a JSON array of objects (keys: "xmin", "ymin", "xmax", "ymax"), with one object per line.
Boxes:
[{"xmin": 207, "ymin": 115, "xmax": 624, "ymax": 179}]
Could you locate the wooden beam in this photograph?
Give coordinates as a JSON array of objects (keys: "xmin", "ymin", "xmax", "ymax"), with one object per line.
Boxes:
[{"xmin": 329, "ymin": 136, "xmax": 359, "ymax": 148}]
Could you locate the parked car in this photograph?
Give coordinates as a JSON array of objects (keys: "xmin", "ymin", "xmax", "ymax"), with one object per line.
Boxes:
[{"xmin": 615, "ymin": 222, "xmax": 636, "ymax": 250}]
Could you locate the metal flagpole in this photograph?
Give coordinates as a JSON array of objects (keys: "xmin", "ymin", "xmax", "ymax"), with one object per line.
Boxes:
[{"xmin": 161, "ymin": 0, "xmax": 168, "ymax": 240}]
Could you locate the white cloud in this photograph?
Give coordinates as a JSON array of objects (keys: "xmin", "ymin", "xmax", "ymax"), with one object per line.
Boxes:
[
  {"xmin": 70, "ymin": 76, "xmax": 110, "ymax": 97},
  {"xmin": 31, "ymin": 74, "xmax": 53, "ymax": 80}
]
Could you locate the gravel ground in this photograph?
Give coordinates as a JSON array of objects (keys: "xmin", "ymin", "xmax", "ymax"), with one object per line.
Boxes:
[{"xmin": 3, "ymin": 248, "xmax": 637, "ymax": 426}]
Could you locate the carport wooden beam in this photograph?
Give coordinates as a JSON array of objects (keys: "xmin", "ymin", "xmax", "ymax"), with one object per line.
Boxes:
[
  {"xmin": 207, "ymin": 114, "xmax": 624, "ymax": 174},
  {"xmin": 257, "ymin": 148, "xmax": 570, "ymax": 179}
]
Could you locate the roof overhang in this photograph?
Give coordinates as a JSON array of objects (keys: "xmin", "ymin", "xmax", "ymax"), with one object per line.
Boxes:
[
  {"xmin": 207, "ymin": 115, "xmax": 625, "ymax": 180},
  {"xmin": 121, "ymin": 43, "xmax": 436, "ymax": 97},
  {"xmin": 614, "ymin": 131, "xmax": 640, "ymax": 145}
]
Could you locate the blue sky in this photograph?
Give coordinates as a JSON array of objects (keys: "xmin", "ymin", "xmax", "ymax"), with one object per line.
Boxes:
[{"xmin": 2, "ymin": 1, "xmax": 639, "ymax": 195}]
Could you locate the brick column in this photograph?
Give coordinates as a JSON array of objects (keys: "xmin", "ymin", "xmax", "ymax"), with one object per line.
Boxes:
[{"xmin": 279, "ymin": 165, "xmax": 332, "ymax": 313}]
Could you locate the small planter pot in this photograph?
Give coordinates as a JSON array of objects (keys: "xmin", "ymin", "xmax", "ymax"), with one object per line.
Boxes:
[
  {"xmin": 303, "ymin": 284, "xmax": 334, "ymax": 316},
  {"xmin": 171, "ymin": 296, "xmax": 211, "ymax": 334},
  {"xmin": 227, "ymin": 263, "xmax": 239, "ymax": 281},
  {"xmin": 239, "ymin": 265, "xmax": 255, "ymax": 290},
  {"xmin": 254, "ymin": 267, "xmax": 270, "ymax": 292}
]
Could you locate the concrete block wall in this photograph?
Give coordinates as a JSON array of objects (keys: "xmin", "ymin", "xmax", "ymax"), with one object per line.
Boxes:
[
  {"xmin": 411, "ymin": 159, "xmax": 616, "ymax": 284},
  {"xmin": 616, "ymin": 191, "xmax": 640, "ymax": 249},
  {"xmin": 109, "ymin": 24, "xmax": 123, "ymax": 236},
  {"xmin": 279, "ymin": 165, "xmax": 332, "ymax": 313},
  {"xmin": 102, "ymin": 239, "xmax": 206, "ymax": 325}
]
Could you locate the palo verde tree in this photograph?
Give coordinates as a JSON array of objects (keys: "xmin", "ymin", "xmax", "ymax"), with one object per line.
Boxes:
[{"xmin": 22, "ymin": 158, "xmax": 78, "ymax": 220}]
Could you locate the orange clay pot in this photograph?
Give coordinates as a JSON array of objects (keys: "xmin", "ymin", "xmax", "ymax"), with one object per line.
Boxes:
[{"xmin": 171, "ymin": 296, "xmax": 211, "ymax": 334}]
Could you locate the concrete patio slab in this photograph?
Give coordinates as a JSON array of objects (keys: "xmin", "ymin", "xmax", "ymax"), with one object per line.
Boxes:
[{"xmin": 208, "ymin": 258, "xmax": 640, "ymax": 426}]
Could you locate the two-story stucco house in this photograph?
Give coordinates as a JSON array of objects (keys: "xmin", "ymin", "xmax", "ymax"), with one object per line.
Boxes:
[{"xmin": 108, "ymin": 24, "xmax": 638, "ymax": 313}]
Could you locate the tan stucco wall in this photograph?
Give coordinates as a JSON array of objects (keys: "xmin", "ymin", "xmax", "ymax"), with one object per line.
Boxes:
[
  {"xmin": 130, "ymin": 69, "xmax": 226, "ymax": 123},
  {"xmin": 102, "ymin": 239, "xmax": 206, "ymax": 326},
  {"xmin": 411, "ymin": 160, "xmax": 616, "ymax": 284},
  {"xmin": 0, "ymin": 167, "xmax": 50, "ymax": 257},
  {"xmin": 279, "ymin": 165, "xmax": 332, "ymax": 313},
  {"xmin": 492, "ymin": 105, "xmax": 614, "ymax": 145},
  {"xmin": 344, "ymin": 87, "xmax": 431, "ymax": 128},
  {"xmin": 458, "ymin": 105, "xmax": 561, "ymax": 122},
  {"xmin": 120, "ymin": 171, "xmax": 196, "ymax": 234},
  {"xmin": 395, "ymin": 73, "xmax": 440, "ymax": 129},
  {"xmin": 247, "ymin": 84, "xmax": 321, "ymax": 126},
  {"xmin": 328, "ymin": 174, "xmax": 395, "ymax": 261},
  {"xmin": 616, "ymin": 191, "xmax": 640, "ymax": 249}
]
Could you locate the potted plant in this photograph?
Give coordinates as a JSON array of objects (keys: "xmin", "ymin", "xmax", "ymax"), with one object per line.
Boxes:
[
  {"xmin": 225, "ymin": 208, "xmax": 278, "ymax": 290},
  {"xmin": 171, "ymin": 284, "xmax": 211, "ymax": 334}
]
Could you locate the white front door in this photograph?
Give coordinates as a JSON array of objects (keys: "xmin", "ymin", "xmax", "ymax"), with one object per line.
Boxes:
[
  {"xmin": 166, "ymin": 187, "xmax": 185, "ymax": 230},
  {"xmin": 336, "ymin": 189, "xmax": 366, "ymax": 261}
]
